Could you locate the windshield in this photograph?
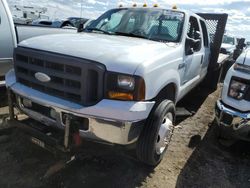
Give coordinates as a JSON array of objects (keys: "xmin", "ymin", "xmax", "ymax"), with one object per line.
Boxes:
[
  {"xmin": 85, "ymin": 8, "xmax": 185, "ymax": 43},
  {"xmin": 223, "ymin": 35, "xmax": 235, "ymax": 45}
]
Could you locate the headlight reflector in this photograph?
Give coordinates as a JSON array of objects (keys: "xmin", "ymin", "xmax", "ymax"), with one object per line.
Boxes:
[
  {"xmin": 117, "ymin": 75, "xmax": 135, "ymax": 90},
  {"xmin": 228, "ymin": 79, "xmax": 248, "ymax": 100}
]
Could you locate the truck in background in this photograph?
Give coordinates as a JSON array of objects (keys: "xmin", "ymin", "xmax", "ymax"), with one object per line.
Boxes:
[
  {"xmin": 6, "ymin": 7, "xmax": 228, "ymax": 166},
  {"xmin": 0, "ymin": 0, "xmax": 76, "ymax": 87},
  {"xmin": 215, "ymin": 49, "xmax": 250, "ymax": 142},
  {"xmin": 220, "ymin": 34, "xmax": 238, "ymax": 56},
  {"xmin": 11, "ymin": 5, "xmax": 49, "ymax": 25}
]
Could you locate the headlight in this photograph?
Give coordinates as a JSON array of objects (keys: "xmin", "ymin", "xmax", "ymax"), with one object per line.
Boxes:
[
  {"xmin": 234, "ymin": 63, "xmax": 250, "ymax": 74},
  {"xmin": 105, "ymin": 72, "xmax": 145, "ymax": 101},
  {"xmin": 228, "ymin": 79, "xmax": 248, "ymax": 100}
]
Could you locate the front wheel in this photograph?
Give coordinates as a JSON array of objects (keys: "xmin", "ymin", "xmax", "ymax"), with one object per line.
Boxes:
[{"xmin": 136, "ymin": 100, "xmax": 175, "ymax": 166}]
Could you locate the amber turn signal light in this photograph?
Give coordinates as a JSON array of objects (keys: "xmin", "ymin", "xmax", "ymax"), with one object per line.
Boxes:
[{"xmin": 108, "ymin": 91, "xmax": 134, "ymax": 100}]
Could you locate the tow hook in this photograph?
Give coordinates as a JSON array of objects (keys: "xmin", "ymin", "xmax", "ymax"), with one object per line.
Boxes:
[
  {"xmin": 63, "ymin": 114, "xmax": 83, "ymax": 150},
  {"xmin": 43, "ymin": 114, "xmax": 83, "ymax": 179}
]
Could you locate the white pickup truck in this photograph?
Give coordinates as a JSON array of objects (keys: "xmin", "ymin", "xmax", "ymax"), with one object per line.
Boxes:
[
  {"xmin": 215, "ymin": 50, "xmax": 250, "ymax": 142},
  {"xmin": 0, "ymin": 0, "xmax": 76, "ymax": 86},
  {"xmin": 220, "ymin": 34, "xmax": 238, "ymax": 56},
  {"xmin": 6, "ymin": 7, "xmax": 227, "ymax": 166}
]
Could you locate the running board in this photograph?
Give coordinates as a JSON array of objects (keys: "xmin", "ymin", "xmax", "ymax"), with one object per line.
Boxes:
[{"xmin": 176, "ymin": 107, "xmax": 193, "ymax": 117}]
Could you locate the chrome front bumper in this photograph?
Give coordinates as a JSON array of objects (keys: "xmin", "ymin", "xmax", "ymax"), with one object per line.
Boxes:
[
  {"xmin": 215, "ymin": 100, "xmax": 250, "ymax": 141},
  {"xmin": 13, "ymin": 94, "xmax": 146, "ymax": 145}
]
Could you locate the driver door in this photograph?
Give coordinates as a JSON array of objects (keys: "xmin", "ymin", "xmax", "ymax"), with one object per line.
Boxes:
[{"xmin": 182, "ymin": 16, "xmax": 203, "ymax": 85}]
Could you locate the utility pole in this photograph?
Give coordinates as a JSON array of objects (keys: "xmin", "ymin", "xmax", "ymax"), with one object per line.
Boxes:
[{"xmin": 80, "ymin": 0, "xmax": 83, "ymax": 18}]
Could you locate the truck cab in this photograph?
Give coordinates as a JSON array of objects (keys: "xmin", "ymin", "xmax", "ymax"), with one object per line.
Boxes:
[
  {"xmin": 6, "ymin": 7, "xmax": 227, "ymax": 166},
  {"xmin": 0, "ymin": 0, "xmax": 17, "ymax": 86}
]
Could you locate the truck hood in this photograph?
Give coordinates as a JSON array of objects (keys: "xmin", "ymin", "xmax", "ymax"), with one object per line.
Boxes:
[
  {"xmin": 236, "ymin": 49, "xmax": 250, "ymax": 66},
  {"xmin": 19, "ymin": 33, "xmax": 176, "ymax": 74}
]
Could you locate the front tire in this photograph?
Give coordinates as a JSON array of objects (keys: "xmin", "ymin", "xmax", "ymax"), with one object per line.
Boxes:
[{"xmin": 136, "ymin": 100, "xmax": 175, "ymax": 166}]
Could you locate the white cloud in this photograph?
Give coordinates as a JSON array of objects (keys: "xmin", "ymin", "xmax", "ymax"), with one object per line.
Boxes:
[{"xmin": 87, "ymin": 0, "xmax": 96, "ymax": 4}]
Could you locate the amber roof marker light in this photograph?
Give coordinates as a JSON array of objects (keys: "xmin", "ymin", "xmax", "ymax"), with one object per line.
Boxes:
[
  {"xmin": 172, "ymin": 5, "xmax": 178, "ymax": 9},
  {"xmin": 132, "ymin": 3, "xmax": 137, "ymax": 7},
  {"xmin": 118, "ymin": 0, "xmax": 123, "ymax": 8}
]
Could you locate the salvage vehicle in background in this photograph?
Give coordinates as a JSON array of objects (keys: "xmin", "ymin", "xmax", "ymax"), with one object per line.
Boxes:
[
  {"xmin": 220, "ymin": 34, "xmax": 238, "ymax": 56},
  {"xmin": 215, "ymin": 49, "xmax": 250, "ymax": 142},
  {"xmin": 6, "ymin": 7, "xmax": 228, "ymax": 166},
  {"xmin": 0, "ymin": 0, "xmax": 76, "ymax": 86},
  {"xmin": 32, "ymin": 17, "xmax": 89, "ymax": 28}
]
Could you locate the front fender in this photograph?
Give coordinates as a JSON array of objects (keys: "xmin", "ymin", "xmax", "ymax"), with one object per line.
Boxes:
[
  {"xmin": 133, "ymin": 46, "xmax": 183, "ymax": 102},
  {"xmin": 145, "ymin": 69, "xmax": 180, "ymax": 101},
  {"xmin": 135, "ymin": 64, "xmax": 181, "ymax": 101}
]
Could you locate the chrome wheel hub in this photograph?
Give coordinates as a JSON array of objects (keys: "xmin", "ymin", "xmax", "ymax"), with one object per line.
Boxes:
[{"xmin": 155, "ymin": 113, "xmax": 173, "ymax": 155}]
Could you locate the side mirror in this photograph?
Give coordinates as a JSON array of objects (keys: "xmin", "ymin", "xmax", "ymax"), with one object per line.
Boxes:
[
  {"xmin": 186, "ymin": 47, "xmax": 194, "ymax": 55},
  {"xmin": 185, "ymin": 37, "xmax": 194, "ymax": 55},
  {"xmin": 185, "ymin": 36, "xmax": 201, "ymax": 55},
  {"xmin": 193, "ymin": 39, "xmax": 201, "ymax": 51}
]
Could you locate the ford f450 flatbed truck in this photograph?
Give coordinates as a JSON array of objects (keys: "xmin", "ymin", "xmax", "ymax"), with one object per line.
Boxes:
[{"xmin": 6, "ymin": 7, "xmax": 228, "ymax": 166}]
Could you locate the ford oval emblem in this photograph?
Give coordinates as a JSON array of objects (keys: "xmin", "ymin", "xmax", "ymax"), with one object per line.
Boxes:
[{"xmin": 35, "ymin": 72, "xmax": 51, "ymax": 83}]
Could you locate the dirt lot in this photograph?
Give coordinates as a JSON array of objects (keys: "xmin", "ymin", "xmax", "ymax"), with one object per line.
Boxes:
[{"xmin": 0, "ymin": 86, "xmax": 250, "ymax": 188}]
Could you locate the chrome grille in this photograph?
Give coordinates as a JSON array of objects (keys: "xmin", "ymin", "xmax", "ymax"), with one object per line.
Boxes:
[{"xmin": 14, "ymin": 47, "xmax": 105, "ymax": 106}]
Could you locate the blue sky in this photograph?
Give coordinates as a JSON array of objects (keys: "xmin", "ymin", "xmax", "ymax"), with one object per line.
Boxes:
[{"xmin": 7, "ymin": 0, "xmax": 250, "ymax": 40}]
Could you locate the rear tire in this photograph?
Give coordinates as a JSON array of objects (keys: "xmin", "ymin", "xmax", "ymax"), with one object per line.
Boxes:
[{"xmin": 136, "ymin": 100, "xmax": 175, "ymax": 166}]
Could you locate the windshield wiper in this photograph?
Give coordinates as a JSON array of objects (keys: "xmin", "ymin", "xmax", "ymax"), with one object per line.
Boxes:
[
  {"xmin": 85, "ymin": 28, "xmax": 112, "ymax": 35},
  {"xmin": 114, "ymin": 32, "xmax": 149, "ymax": 40}
]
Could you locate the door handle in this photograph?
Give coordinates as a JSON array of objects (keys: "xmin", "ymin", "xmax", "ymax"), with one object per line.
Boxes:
[{"xmin": 200, "ymin": 55, "xmax": 204, "ymax": 64}]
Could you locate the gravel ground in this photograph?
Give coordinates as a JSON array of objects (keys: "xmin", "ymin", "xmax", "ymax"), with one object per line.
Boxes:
[{"xmin": 0, "ymin": 86, "xmax": 249, "ymax": 188}]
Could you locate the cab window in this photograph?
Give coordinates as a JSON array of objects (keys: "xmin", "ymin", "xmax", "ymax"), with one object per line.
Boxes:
[{"xmin": 187, "ymin": 16, "xmax": 201, "ymax": 51}]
